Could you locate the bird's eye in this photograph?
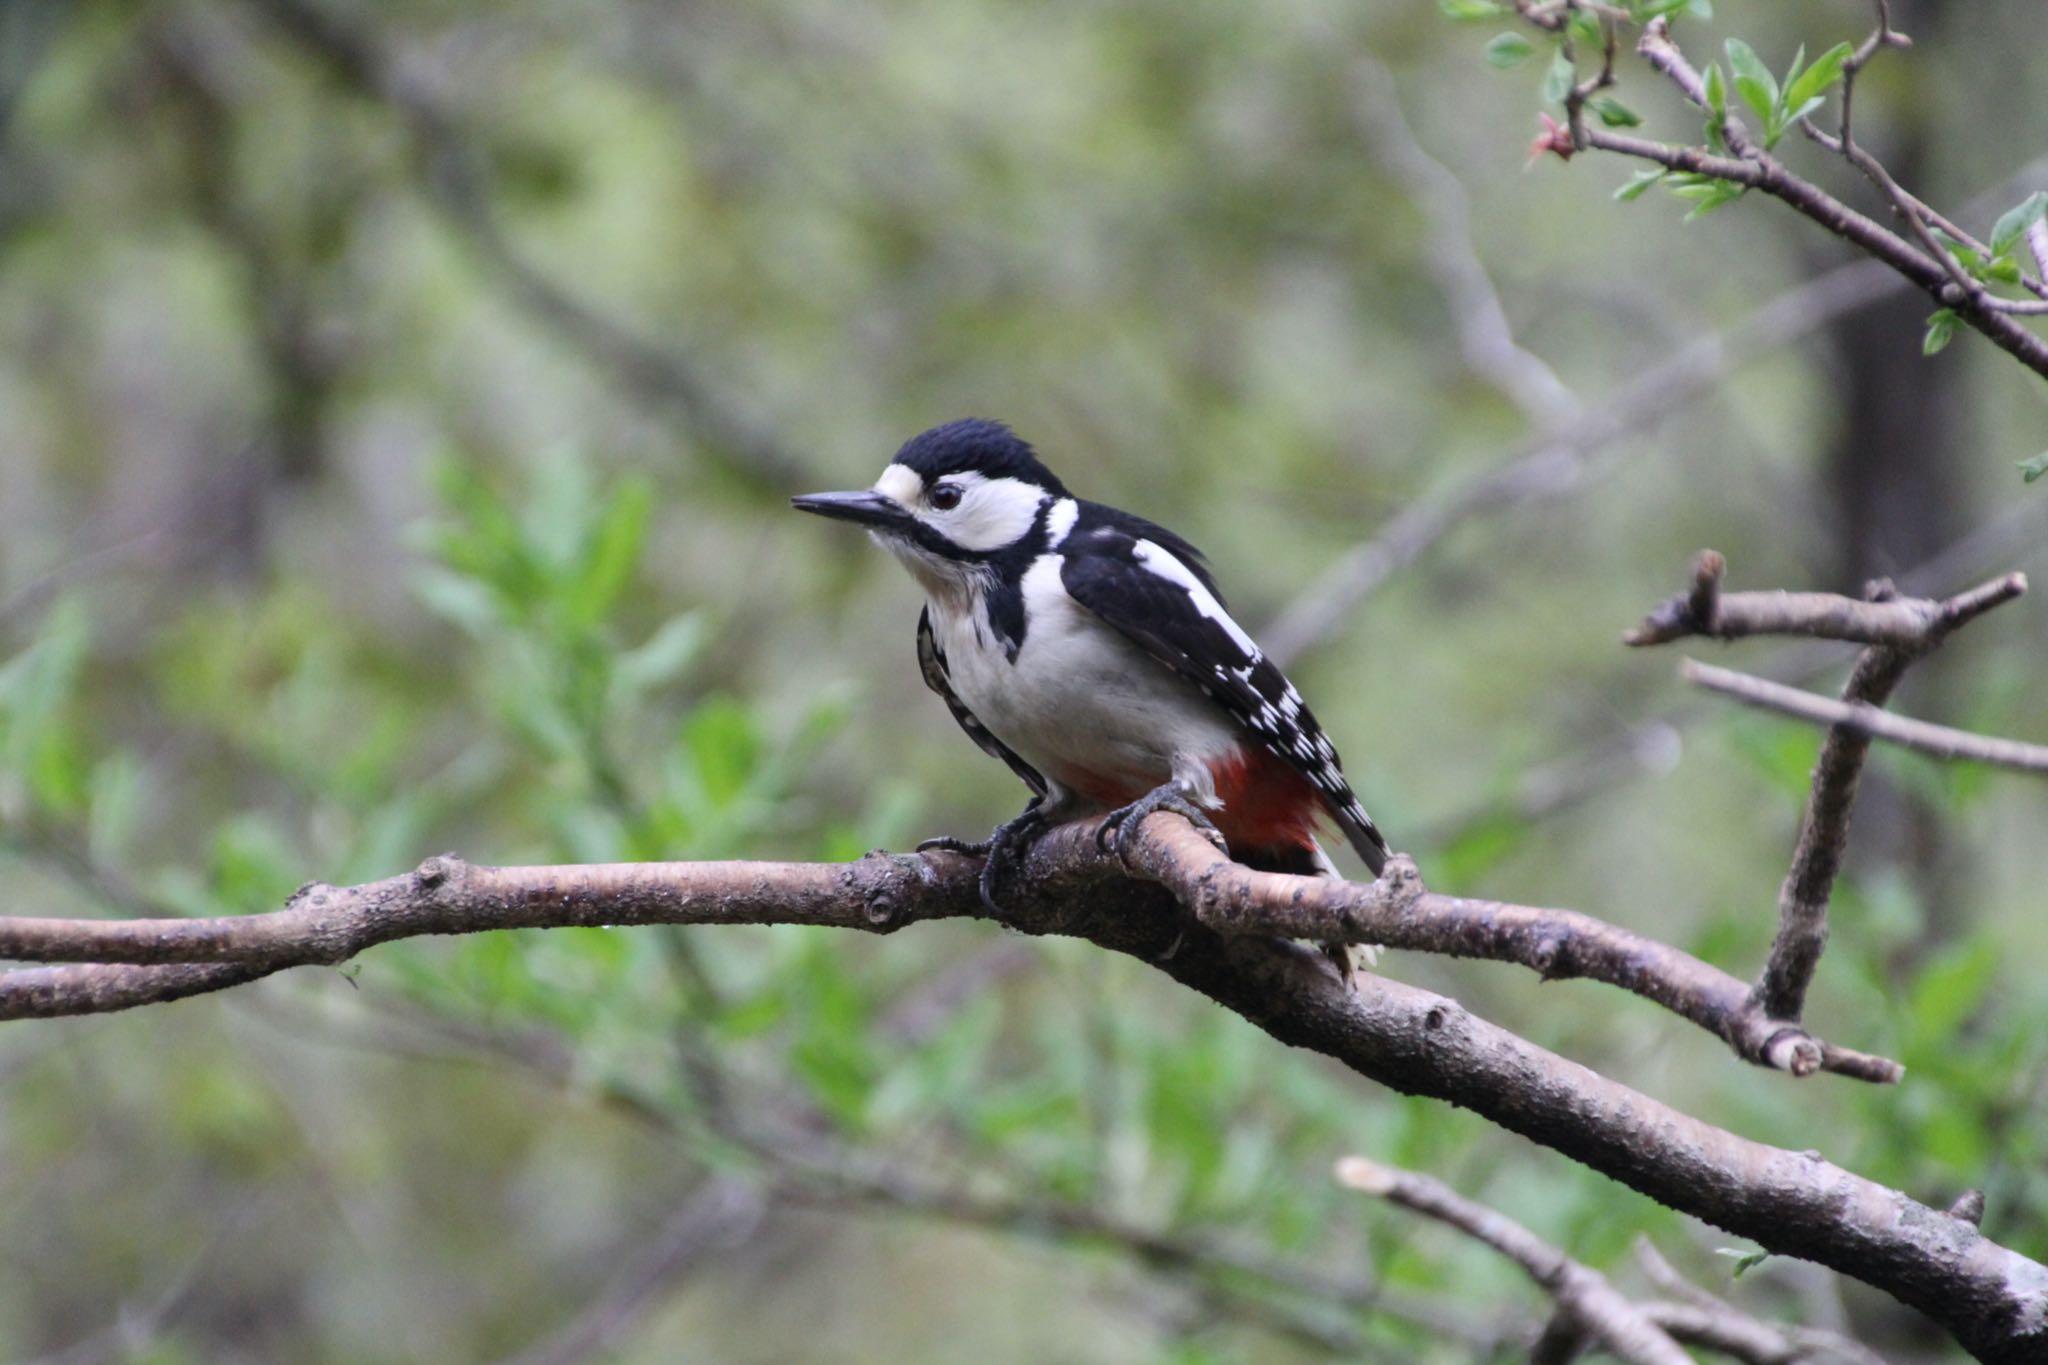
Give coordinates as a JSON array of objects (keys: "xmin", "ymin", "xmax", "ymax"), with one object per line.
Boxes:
[{"xmin": 929, "ymin": 482, "xmax": 963, "ymax": 511}]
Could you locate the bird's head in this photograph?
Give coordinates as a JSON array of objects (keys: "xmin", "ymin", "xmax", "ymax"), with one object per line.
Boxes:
[{"xmin": 792, "ymin": 419, "xmax": 1070, "ymax": 594}]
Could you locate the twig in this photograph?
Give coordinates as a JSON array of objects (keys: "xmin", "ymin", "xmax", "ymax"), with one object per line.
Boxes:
[
  {"xmin": 1629, "ymin": 553, "xmax": 2026, "ymax": 1026},
  {"xmin": 1335, "ymin": 1155, "xmax": 1689, "ymax": 1365},
  {"xmin": 1128, "ymin": 819, "xmax": 1897, "ymax": 1082},
  {"xmin": 1634, "ymin": 1239, "xmax": 1892, "ymax": 1365},
  {"xmin": 1684, "ymin": 660, "xmax": 2048, "ymax": 776},
  {"xmin": 1552, "ymin": 20, "xmax": 2048, "ymax": 378},
  {"xmin": 494, "ymin": 1178, "xmax": 767, "ymax": 1365},
  {"xmin": 1624, "ymin": 554, "xmax": 2026, "ymax": 648},
  {"xmin": 1350, "ymin": 58, "xmax": 1579, "ymax": 429}
]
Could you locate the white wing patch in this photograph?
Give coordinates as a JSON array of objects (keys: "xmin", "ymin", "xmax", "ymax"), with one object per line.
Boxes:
[{"xmin": 1132, "ymin": 539, "xmax": 1260, "ymax": 656}]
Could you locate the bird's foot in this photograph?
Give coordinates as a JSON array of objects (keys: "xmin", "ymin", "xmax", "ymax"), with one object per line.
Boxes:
[
  {"xmin": 975, "ymin": 802, "xmax": 1054, "ymax": 914},
  {"xmin": 1095, "ymin": 783, "xmax": 1224, "ymax": 866},
  {"xmin": 920, "ymin": 802, "xmax": 1052, "ymax": 913}
]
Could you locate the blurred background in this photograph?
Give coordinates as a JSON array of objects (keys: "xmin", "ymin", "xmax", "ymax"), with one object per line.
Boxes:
[{"xmin": 2, "ymin": 0, "xmax": 2045, "ymax": 1360}]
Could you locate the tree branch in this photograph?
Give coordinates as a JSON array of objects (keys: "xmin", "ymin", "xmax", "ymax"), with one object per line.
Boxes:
[
  {"xmin": 5, "ymin": 820, "xmax": 2045, "ymax": 1354},
  {"xmin": 1522, "ymin": 14, "xmax": 2048, "ymax": 381},
  {"xmin": 1625, "ymin": 551, "xmax": 2026, "ymax": 648},
  {"xmin": 1628, "ymin": 552, "xmax": 2027, "ymax": 1023},
  {"xmin": 1335, "ymin": 1154, "xmax": 1689, "ymax": 1365},
  {"xmin": 0, "ymin": 819, "xmax": 1898, "ymax": 1081},
  {"xmin": 1684, "ymin": 660, "xmax": 2048, "ymax": 776}
]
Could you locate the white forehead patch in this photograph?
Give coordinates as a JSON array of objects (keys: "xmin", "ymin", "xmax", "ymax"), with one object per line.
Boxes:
[{"xmin": 874, "ymin": 464, "xmax": 924, "ymax": 508}]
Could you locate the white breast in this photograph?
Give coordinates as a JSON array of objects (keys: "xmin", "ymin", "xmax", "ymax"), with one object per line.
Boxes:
[{"xmin": 932, "ymin": 555, "xmax": 1239, "ymax": 804}]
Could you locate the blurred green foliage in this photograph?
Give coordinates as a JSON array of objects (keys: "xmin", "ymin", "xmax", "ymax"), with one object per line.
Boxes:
[{"xmin": 2, "ymin": 0, "xmax": 2047, "ymax": 1361}]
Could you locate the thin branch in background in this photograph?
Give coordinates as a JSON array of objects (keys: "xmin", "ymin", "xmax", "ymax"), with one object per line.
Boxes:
[
  {"xmin": 1683, "ymin": 659, "xmax": 2048, "ymax": 776},
  {"xmin": 1260, "ymin": 256, "xmax": 1888, "ymax": 666},
  {"xmin": 1632, "ymin": 1239, "xmax": 1892, "ymax": 1365},
  {"xmin": 494, "ymin": 1177, "xmax": 767, "ymax": 1365},
  {"xmin": 1626, "ymin": 552, "xmax": 2027, "ymax": 1025},
  {"xmin": 1334, "ymin": 1155, "xmax": 1690, "ymax": 1365},
  {"xmin": 239, "ymin": 0, "xmax": 809, "ymax": 494},
  {"xmin": 1264, "ymin": 142, "xmax": 2048, "ymax": 665},
  {"xmin": 1349, "ymin": 57, "xmax": 1579, "ymax": 430}
]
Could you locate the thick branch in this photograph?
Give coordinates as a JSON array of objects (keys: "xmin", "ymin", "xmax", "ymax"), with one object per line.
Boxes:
[
  {"xmin": 1124, "ymin": 819, "xmax": 1896, "ymax": 1082},
  {"xmin": 1335, "ymin": 1156, "xmax": 1690, "ymax": 1365},
  {"xmin": 1685, "ymin": 660, "xmax": 2048, "ymax": 775},
  {"xmin": 0, "ymin": 823, "xmax": 1897, "ymax": 1081},
  {"xmin": 2, "ymin": 827, "xmax": 2043, "ymax": 1356}
]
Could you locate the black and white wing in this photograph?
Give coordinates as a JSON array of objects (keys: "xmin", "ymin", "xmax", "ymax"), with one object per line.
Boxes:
[
  {"xmin": 917, "ymin": 605, "xmax": 1048, "ymax": 798},
  {"xmin": 1058, "ymin": 510, "xmax": 1388, "ymax": 873}
]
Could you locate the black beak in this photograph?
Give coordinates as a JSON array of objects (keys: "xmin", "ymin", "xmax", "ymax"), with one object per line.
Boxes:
[{"xmin": 790, "ymin": 489, "xmax": 912, "ymax": 531}]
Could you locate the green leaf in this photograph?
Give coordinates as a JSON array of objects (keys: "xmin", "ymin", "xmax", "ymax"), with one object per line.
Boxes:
[
  {"xmin": 1669, "ymin": 177, "xmax": 1745, "ymax": 221},
  {"xmin": 2018, "ymin": 451, "xmax": 2048, "ymax": 483},
  {"xmin": 1989, "ymin": 191, "xmax": 2048, "ymax": 257},
  {"xmin": 1484, "ymin": 31, "xmax": 1535, "ymax": 69},
  {"xmin": 1590, "ymin": 96, "xmax": 1641, "ymax": 127},
  {"xmin": 563, "ymin": 476, "xmax": 652, "ymax": 627},
  {"xmin": 1724, "ymin": 38, "xmax": 1778, "ymax": 126},
  {"xmin": 1716, "ymin": 1246, "xmax": 1772, "ymax": 1278},
  {"xmin": 1615, "ymin": 168, "xmax": 1667, "ymax": 201},
  {"xmin": 1541, "ymin": 48, "xmax": 1577, "ymax": 105},
  {"xmin": 1439, "ymin": 0, "xmax": 1510, "ymax": 19},
  {"xmin": 1922, "ymin": 307, "xmax": 1959, "ymax": 355},
  {"xmin": 1701, "ymin": 61, "xmax": 1727, "ymax": 121},
  {"xmin": 1783, "ymin": 40, "xmax": 1854, "ymax": 111}
]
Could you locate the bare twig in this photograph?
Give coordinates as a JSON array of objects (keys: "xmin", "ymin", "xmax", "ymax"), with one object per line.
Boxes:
[
  {"xmin": 1335, "ymin": 1155, "xmax": 1690, "ymax": 1365},
  {"xmin": 1624, "ymin": 554, "xmax": 2026, "ymax": 648},
  {"xmin": 1684, "ymin": 660, "xmax": 2048, "ymax": 775},
  {"xmin": 1262, "ymin": 257, "xmax": 1890, "ymax": 665},
  {"xmin": 1350, "ymin": 58, "xmax": 1579, "ymax": 429},
  {"xmin": 1634, "ymin": 1239, "xmax": 1892, "ymax": 1365},
  {"xmin": 1629, "ymin": 553, "xmax": 2026, "ymax": 1025},
  {"xmin": 494, "ymin": 1178, "xmax": 767, "ymax": 1365}
]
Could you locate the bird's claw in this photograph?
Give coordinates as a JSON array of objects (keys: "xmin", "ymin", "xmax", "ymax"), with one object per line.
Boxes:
[
  {"xmin": 977, "ymin": 804, "xmax": 1052, "ymax": 914},
  {"xmin": 921, "ymin": 802, "xmax": 1050, "ymax": 914},
  {"xmin": 915, "ymin": 835, "xmax": 992, "ymax": 857},
  {"xmin": 1095, "ymin": 784, "xmax": 1224, "ymax": 865}
]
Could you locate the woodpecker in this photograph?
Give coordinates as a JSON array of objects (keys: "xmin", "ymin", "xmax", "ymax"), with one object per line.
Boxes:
[{"xmin": 793, "ymin": 418, "xmax": 1389, "ymax": 938}]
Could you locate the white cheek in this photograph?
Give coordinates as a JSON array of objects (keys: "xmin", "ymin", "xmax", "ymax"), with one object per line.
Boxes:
[{"xmin": 938, "ymin": 477, "xmax": 1044, "ymax": 552}]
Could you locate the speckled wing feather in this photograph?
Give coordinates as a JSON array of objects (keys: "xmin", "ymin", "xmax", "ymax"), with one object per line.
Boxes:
[{"xmin": 1057, "ymin": 510, "xmax": 1387, "ymax": 873}]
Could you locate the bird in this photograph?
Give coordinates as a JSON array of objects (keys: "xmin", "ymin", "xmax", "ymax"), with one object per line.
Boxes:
[{"xmin": 792, "ymin": 418, "xmax": 1388, "ymax": 965}]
